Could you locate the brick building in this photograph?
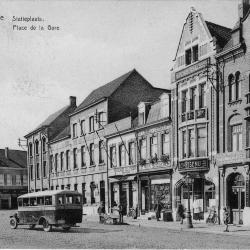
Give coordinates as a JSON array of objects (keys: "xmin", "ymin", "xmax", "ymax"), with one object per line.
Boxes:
[
  {"xmin": 48, "ymin": 69, "xmax": 166, "ymax": 214},
  {"xmin": 215, "ymin": 0, "xmax": 250, "ymax": 225},
  {"xmin": 105, "ymin": 92, "xmax": 171, "ymax": 217},
  {"xmin": 171, "ymin": 7, "xmax": 231, "ymax": 221},
  {"xmin": 0, "ymin": 148, "xmax": 27, "ymax": 209}
]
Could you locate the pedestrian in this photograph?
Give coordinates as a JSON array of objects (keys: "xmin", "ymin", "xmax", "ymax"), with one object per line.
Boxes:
[
  {"xmin": 223, "ymin": 207, "xmax": 230, "ymax": 232},
  {"xmin": 118, "ymin": 203, "xmax": 123, "ymax": 224},
  {"xmin": 98, "ymin": 201, "xmax": 105, "ymax": 223},
  {"xmin": 177, "ymin": 203, "xmax": 185, "ymax": 224},
  {"xmin": 154, "ymin": 200, "xmax": 162, "ymax": 221},
  {"xmin": 193, "ymin": 196, "xmax": 201, "ymax": 221}
]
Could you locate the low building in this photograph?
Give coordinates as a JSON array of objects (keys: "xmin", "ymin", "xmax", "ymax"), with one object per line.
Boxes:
[
  {"xmin": 106, "ymin": 92, "xmax": 171, "ymax": 217},
  {"xmin": 0, "ymin": 148, "xmax": 27, "ymax": 209}
]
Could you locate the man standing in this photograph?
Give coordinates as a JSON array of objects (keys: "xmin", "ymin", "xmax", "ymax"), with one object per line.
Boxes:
[
  {"xmin": 223, "ymin": 207, "xmax": 230, "ymax": 232},
  {"xmin": 98, "ymin": 201, "xmax": 105, "ymax": 223}
]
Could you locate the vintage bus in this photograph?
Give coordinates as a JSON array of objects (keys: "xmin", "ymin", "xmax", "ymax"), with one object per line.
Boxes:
[{"xmin": 9, "ymin": 190, "xmax": 83, "ymax": 232}]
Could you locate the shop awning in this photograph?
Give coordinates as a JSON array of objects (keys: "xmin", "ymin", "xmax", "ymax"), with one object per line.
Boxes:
[{"xmin": 108, "ymin": 175, "xmax": 137, "ymax": 183}]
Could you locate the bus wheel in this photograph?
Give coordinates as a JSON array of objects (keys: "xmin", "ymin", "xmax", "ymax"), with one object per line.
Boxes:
[
  {"xmin": 43, "ymin": 220, "xmax": 52, "ymax": 232},
  {"xmin": 62, "ymin": 226, "xmax": 71, "ymax": 231},
  {"xmin": 29, "ymin": 224, "xmax": 35, "ymax": 229},
  {"xmin": 10, "ymin": 217, "xmax": 18, "ymax": 229}
]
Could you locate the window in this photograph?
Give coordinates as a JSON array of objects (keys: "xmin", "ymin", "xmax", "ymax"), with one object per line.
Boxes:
[
  {"xmin": 73, "ymin": 148, "xmax": 78, "ymax": 169},
  {"xmin": 37, "ymin": 197, "xmax": 44, "ymax": 206},
  {"xmin": 150, "ymin": 135, "xmax": 158, "ymax": 157},
  {"xmin": 4, "ymin": 173, "xmax": 7, "ymax": 185},
  {"xmin": 235, "ymin": 72, "xmax": 241, "ymax": 100},
  {"xmin": 229, "ymin": 74, "xmax": 234, "ymax": 102},
  {"xmin": 232, "ymin": 124, "xmax": 242, "ymax": 152},
  {"xmin": 185, "ymin": 48, "xmax": 192, "ymax": 65},
  {"xmin": 197, "ymin": 127, "xmax": 206, "ymax": 157},
  {"xmin": 90, "ymin": 182, "xmax": 96, "ymax": 204},
  {"xmin": 66, "ymin": 184, "xmax": 71, "ymax": 190},
  {"xmin": 193, "ymin": 45, "xmax": 198, "ymax": 62},
  {"xmin": 55, "ymin": 153, "xmax": 58, "ymax": 172},
  {"xmin": 30, "ymin": 165, "xmax": 34, "ymax": 180},
  {"xmin": 129, "ymin": 142, "xmax": 135, "ymax": 165},
  {"xmin": 182, "ymin": 131, "xmax": 187, "ymax": 158},
  {"xmin": 61, "ymin": 185, "xmax": 64, "ymax": 190},
  {"xmin": 90, "ymin": 143, "xmax": 95, "ymax": 165},
  {"xmin": 139, "ymin": 112, "xmax": 145, "ymax": 125},
  {"xmin": 188, "ymin": 129, "xmax": 195, "ymax": 157},
  {"xmin": 82, "ymin": 183, "xmax": 87, "ymax": 204},
  {"xmin": 66, "ymin": 150, "xmax": 70, "ymax": 170},
  {"xmin": 81, "ymin": 120, "xmax": 85, "ymax": 135},
  {"xmin": 89, "ymin": 116, "xmax": 94, "ymax": 132},
  {"xmin": 119, "ymin": 144, "xmax": 126, "ymax": 166},
  {"xmin": 43, "ymin": 161, "xmax": 47, "ymax": 178},
  {"xmin": 162, "ymin": 133, "xmax": 170, "ymax": 156},
  {"xmin": 49, "ymin": 155, "xmax": 53, "ymax": 173},
  {"xmin": 42, "ymin": 137, "xmax": 46, "ymax": 153},
  {"xmin": 199, "ymin": 83, "xmax": 205, "ymax": 108},
  {"xmin": 98, "ymin": 112, "xmax": 104, "ymax": 129},
  {"xmin": 29, "ymin": 143, "xmax": 33, "ymax": 157},
  {"xmin": 45, "ymin": 196, "xmax": 52, "ymax": 205},
  {"xmin": 12, "ymin": 175, "xmax": 16, "ymax": 185},
  {"xmin": 190, "ymin": 87, "xmax": 196, "ymax": 110},
  {"xmin": 51, "ymin": 186, "xmax": 54, "ymax": 190},
  {"xmin": 35, "ymin": 140, "xmax": 39, "ymax": 155},
  {"xmin": 139, "ymin": 138, "xmax": 146, "ymax": 160},
  {"xmin": 81, "ymin": 146, "xmax": 86, "ymax": 167},
  {"xmin": 182, "ymin": 90, "xmax": 187, "ymax": 113},
  {"xmin": 73, "ymin": 123, "xmax": 77, "ymax": 138},
  {"xmin": 60, "ymin": 152, "xmax": 64, "ymax": 171},
  {"xmin": 110, "ymin": 146, "xmax": 117, "ymax": 167},
  {"xmin": 36, "ymin": 163, "xmax": 40, "ymax": 179},
  {"xmin": 74, "ymin": 183, "xmax": 78, "ymax": 191},
  {"xmin": 99, "ymin": 141, "xmax": 105, "ymax": 164}
]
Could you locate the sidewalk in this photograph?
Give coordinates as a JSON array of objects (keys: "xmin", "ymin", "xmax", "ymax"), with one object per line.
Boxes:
[{"xmin": 82, "ymin": 214, "xmax": 250, "ymax": 236}]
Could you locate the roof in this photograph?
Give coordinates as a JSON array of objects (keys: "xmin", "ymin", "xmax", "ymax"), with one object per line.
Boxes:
[
  {"xmin": 74, "ymin": 69, "xmax": 136, "ymax": 113},
  {"xmin": 0, "ymin": 149, "xmax": 26, "ymax": 169},
  {"xmin": 205, "ymin": 21, "xmax": 232, "ymax": 49},
  {"xmin": 50, "ymin": 125, "xmax": 70, "ymax": 143},
  {"xmin": 18, "ymin": 190, "xmax": 81, "ymax": 199}
]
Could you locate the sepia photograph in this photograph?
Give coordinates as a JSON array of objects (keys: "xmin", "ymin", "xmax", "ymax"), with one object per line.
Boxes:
[{"xmin": 0, "ymin": 0, "xmax": 250, "ymax": 248}]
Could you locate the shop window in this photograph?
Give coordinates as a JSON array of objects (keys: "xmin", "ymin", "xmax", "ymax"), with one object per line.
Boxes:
[
  {"xmin": 81, "ymin": 120, "xmax": 85, "ymax": 135},
  {"xmin": 99, "ymin": 141, "xmax": 105, "ymax": 164},
  {"xmin": 150, "ymin": 135, "xmax": 158, "ymax": 157},
  {"xmin": 43, "ymin": 161, "xmax": 47, "ymax": 178},
  {"xmin": 181, "ymin": 90, "xmax": 187, "ymax": 113},
  {"xmin": 188, "ymin": 129, "xmax": 195, "ymax": 157},
  {"xmin": 89, "ymin": 116, "xmax": 94, "ymax": 132},
  {"xmin": 60, "ymin": 152, "xmax": 64, "ymax": 171},
  {"xmin": 197, "ymin": 127, "xmax": 207, "ymax": 157},
  {"xmin": 81, "ymin": 146, "xmax": 86, "ymax": 167},
  {"xmin": 90, "ymin": 143, "xmax": 95, "ymax": 165},
  {"xmin": 190, "ymin": 87, "xmax": 196, "ymax": 111},
  {"xmin": 119, "ymin": 144, "xmax": 126, "ymax": 166},
  {"xmin": 139, "ymin": 138, "xmax": 146, "ymax": 160},
  {"xmin": 73, "ymin": 123, "xmax": 77, "ymax": 138},
  {"xmin": 29, "ymin": 143, "xmax": 33, "ymax": 157},
  {"xmin": 235, "ymin": 71, "xmax": 241, "ymax": 100},
  {"xmin": 129, "ymin": 142, "xmax": 135, "ymax": 165},
  {"xmin": 82, "ymin": 183, "xmax": 86, "ymax": 204},
  {"xmin": 204, "ymin": 180, "xmax": 215, "ymax": 212},
  {"xmin": 110, "ymin": 146, "xmax": 117, "ymax": 168},
  {"xmin": 73, "ymin": 148, "xmax": 78, "ymax": 169},
  {"xmin": 182, "ymin": 130, "xmax": 187, "ymax": 158},
  {"xmin": 36, "ymin": 163, "xmax": 40, "ymax": 179},
  {"xmin": 162, "ymin": 133, "xmax": 170, "ymax": 156},
  {"xmin": 199, "ymin": 83, "xmax": 205, "ymax": 109},
  {"xmin": 66, "ymin": 150, "xmax": 70, "ymax": 170}
]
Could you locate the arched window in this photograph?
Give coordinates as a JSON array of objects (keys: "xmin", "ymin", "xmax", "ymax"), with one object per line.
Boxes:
[
  {"xmin": 228, "ymin": 115, "xmax": 242, "ymax": 152},
  {"xmin": 235, "ymin": 71, "xmax": 241, "ymax": 100},
  {"xmin": 228, "ymin": 74, "xmax": 234, "ymax": 102},
  {"xmin": 42, "ymin": 137, "xmax": 46, "ymax": 153},
  {"xmin": 35, "ymin": 140, "xmax": 39, "ymax": 155},
  {"xmin": 29, "ymin": 143, "xmax": 33, "ymax": 157}
]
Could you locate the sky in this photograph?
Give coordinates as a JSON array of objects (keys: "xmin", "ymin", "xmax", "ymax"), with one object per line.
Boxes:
[{"xmin": 0, "ymin": 0, "xmax": 240, "ymax": 150}]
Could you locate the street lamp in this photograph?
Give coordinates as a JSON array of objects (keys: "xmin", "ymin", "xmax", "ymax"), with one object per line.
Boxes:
[{"xmin": 185, "ymin": 173, "xmax": 193, "ymax": 228}]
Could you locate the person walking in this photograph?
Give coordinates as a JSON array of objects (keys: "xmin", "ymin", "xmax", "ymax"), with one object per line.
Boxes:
[
  {"xmin": 97, "ymin": 201, "xmax": 105, "ymax": 223},
  {"xmin": 223, "ymin": 207, "xmax": 230, "ymax": 232},
  {"xmin": 154, "ymin": 200, "xmax": 162, "ymax": 221},
  {"xmin": 177, "ymin": 203, "xmax": 185, "ymax": 224},
  {"xmin": 118, "ymin": 203, "xmax": 123, "ymax": 224}
]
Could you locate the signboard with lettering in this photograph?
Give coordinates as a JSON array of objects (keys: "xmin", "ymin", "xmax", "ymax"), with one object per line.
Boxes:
[{"xmin": 178, "ymin": 158, "xmax": 209, "ymax": 173}]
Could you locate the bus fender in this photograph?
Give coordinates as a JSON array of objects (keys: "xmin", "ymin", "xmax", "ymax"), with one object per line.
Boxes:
[{"xmin": 38, "ymin": 216, "xmax": 51, "ymax": 225}]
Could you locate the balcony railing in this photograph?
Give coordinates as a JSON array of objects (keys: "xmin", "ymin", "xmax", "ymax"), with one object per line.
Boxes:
[
  {"xmin": 187, "ymin": 111, "xmax": 194, "ymax": 120},
  {"xmin": 181, "ymin": 108, "xmax": 207, "ymax": 123},
  {"xmin": 195, "ymin": 108, "xmax": 207, "ymax": 119}
]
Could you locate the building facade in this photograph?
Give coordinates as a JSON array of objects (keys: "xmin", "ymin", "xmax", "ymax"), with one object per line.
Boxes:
[
  {"xmin": 106, "ymin": 92, "xmax": 171, "ymax": 217},
  {"xmin": 215, "ymin": 0, "xmax": 250, "ymax": 225},
  {"xmin": 171, "ymin": 7, "xmax": 231, "ymax": 221},
  {"xmin": 0, "ymin": 148, "xmax": 27, "ymax": 209}
]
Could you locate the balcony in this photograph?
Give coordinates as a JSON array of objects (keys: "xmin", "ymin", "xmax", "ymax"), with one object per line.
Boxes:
[
  {"xmin": 187, "ymin": 111, "xmax": 194, "ymax": 120},
  {"xmin": 195, "ymin": 108, "xmax": 207, "ymax": 119}
]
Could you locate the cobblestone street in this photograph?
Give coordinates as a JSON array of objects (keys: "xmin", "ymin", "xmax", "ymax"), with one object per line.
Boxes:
[{"xmin": 2, "ymin": 210, "xmax": 250, "ymax": 249}]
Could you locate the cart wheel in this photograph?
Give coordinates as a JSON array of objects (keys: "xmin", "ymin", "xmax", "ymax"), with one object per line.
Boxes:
[
  {"xmin": 62, "ymin": 226, "xmax": 71, "ymax": 231},
  {"xmin": 10, "ymin": 217, "xmax": 18, "ymax": 229},
  {"xmin": 43, "ymin": 220, "xmax": 52, "ymax": 232},
  {"xmin": 29, "ymin": 224, "xmax": 36, "ymax": 229}
]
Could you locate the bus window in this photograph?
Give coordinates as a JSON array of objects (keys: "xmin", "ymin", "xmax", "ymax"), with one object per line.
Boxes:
[
  {"xmin": 74, "ymin": 195, "xmax": 81, "ymax": 204},
  {"xmin": 18, "ymin": 199, "xmax": 22, "ymax": 207},
  {"xmin": 65, "ymin": 195, "xmax": 73, "ymax": 204},
  {"xmin": 37, "ymin": 197, "xmax": 44, "ymax": 206},
  {"xmin": 30, "ymin": 197, "xmax": 37, "ymax": 206},
  {"xmin": 57, "ymin": 196, "xmax": 64, "ymax": 205},
  {"xmin": 45, "ymin": 196, "xmax": 52, "ymax": 205},
  {"xmin": 23, "ymin": 198, "xmax": 29, "ymax": 206}
]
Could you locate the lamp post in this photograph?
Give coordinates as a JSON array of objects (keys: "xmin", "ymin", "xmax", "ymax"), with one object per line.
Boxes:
[{"xmin": 185, "ymin": 173, "xmax": 193, "ymax": 228}]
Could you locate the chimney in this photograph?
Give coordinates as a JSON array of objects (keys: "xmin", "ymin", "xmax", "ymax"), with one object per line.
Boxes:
[
  {"xmin": 238, "ymin": 0, "xmax": 250, "ymax": 19},
  {"xmin": 69, "ymin": 96, "xmax": 76, "ymax": 107},
  {"xmin": 5, "ymin": 147, "xmax": 9, "ymax": 159}
]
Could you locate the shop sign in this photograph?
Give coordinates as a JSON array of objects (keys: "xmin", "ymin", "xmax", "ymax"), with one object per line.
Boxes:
[
  {"xmin": 139, "ymin": 161, "xmax": 171, "ymax": 172},
  {"xmin": 175, "ymin": 58, "xmax": 209, "ymax": 81},
  {"xmin": 178, "ymin": 158, "xmax": 209, "ymax": 172},
  {"xmin": 111, "ymin": 165, "xmax": 137, "ymax": 176}
]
